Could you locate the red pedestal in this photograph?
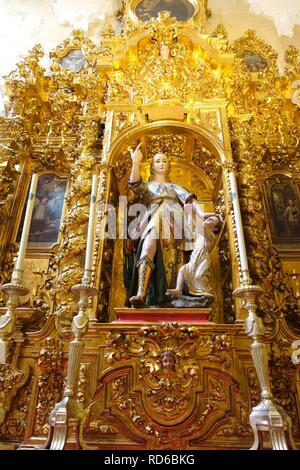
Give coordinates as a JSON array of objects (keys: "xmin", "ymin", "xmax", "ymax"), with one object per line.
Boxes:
[{"xmin": 114, "ymin": 308, "xmax": 212, "ymax": 324}]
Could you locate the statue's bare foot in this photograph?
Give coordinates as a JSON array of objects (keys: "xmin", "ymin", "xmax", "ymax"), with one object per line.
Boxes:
[
  {"xmin": 129, "ymin": 295, "xmax": 146, "ymax": 308},
  {"xmin": 165, "ymin": 288, "xmax": 182, "ymax": 299}
]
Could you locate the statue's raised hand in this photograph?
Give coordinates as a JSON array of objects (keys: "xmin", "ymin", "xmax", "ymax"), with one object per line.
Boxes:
[{"xmin": 130, "ymin": 143, "xmax": 143, "ymax": 165}]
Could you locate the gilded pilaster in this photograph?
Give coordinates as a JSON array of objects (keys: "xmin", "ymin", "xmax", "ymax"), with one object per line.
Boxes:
[
  {"xmin": 229, "ymin": 114, "xmax": 269, "ymax": 287},
  {"xmin": 0, "ymin": 342, "xmax": 29, "ymax": 428},
  {"xmin": 53, "ymin": 117, "xmax": 100, "ymax": 328}
]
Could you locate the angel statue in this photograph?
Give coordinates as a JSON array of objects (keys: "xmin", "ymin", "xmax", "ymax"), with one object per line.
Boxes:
[{"xmin": 124, "ymin": 143, "xmax": 221, "ymax": 308}]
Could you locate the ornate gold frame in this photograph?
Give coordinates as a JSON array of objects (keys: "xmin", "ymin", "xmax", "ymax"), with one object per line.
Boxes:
[
  {"xmin": 262, "ymin": 172, "xmax": 300, "ymax": 251},
  {"xmin": 130, "ymin": 0, "xmax": 200, "ymax": 22},
  {"xmin": 12, "ymin": 171, "xmax": 68, "ymax": 254}
]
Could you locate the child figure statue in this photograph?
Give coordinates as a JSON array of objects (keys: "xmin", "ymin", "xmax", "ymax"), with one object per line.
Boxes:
[{"xmin": 167, "ymin": 214, "xmax": 222, "ymax": 305}]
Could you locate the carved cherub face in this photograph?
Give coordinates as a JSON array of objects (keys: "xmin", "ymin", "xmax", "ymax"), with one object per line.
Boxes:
[
  {"xmin": 161, "ymin": 351, "xmax": 175, "ymax": 370},
  {"xmin": 151, "ymin": 153, "xmax": 170, "ymax": 177}
]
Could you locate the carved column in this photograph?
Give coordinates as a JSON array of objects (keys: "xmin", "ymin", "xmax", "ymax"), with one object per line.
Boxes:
[
  {"xmin": 45, "ymin": 114, "xmax": 100, "ymax": 449},
  {"xmin": 228, "ymin": 114, "xmax": 253, "ymax": 285},
  {"xmin": 292, "ymin": 339, "xmax": 300, "ymax": 424},
  {"xmin": 42, "ymin": 76, "xmax": 102, "ymax": 444},
  {"xmin": 92, "ymin": 164, "xmax": 112, "ymax": 322},
  {"xmin": 230, "ymin": 115, "xmax": 295, "ymax": 450},
  {"xmin": 224, "ymin": 161, "xmax": 251, "ymax": 287},
  {"xmin": 0, "ymin": 341, "xmax": 28, "ymax": 426},
  {"xmin": 54, "ymin": 116, "xmax": 100, "ymax": 328},
  {"xmin": 230, "ymin": 115, "xmax": 271, "ymax": 289},
  {"xmin": 92, "ymin": 107, "xmax": 115, "ymax": 322},
  {"xmin": 0, "ymin": 119, "xmax": 27, "ymax": 262}
]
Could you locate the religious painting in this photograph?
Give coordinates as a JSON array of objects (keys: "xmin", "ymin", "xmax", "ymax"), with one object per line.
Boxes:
[
  {"xmin": 135, "ymin": 0, "xmax": 195, "ymax": 22},
  {"xmin": 242, "ymin": 50, "xmax": 268, "ymax": 72},
  {"xmin": 59, "ymin": 49, "xmax": 87, "ymax": 72},
  {"xmin": 17, "ymin": 173, "xmax": 67, "ymax": 248},
  {"xmin": 264, "ymin": 175, "xmax": 300, "ymax": 245}
]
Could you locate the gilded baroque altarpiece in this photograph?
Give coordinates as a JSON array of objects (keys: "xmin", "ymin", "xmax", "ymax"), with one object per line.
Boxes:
[{"xmin": 0, "ymin": 0, "xmax": 299, "ymax": 450}]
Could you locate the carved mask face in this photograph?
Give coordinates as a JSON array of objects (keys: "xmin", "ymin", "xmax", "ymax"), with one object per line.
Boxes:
[{"xmin": 162, "ymin": 352, "xmax": 175, "ymax": 370}]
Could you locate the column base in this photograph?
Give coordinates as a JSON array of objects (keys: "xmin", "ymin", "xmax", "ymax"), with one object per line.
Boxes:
[
  {"xmin": 41, "ymin": 396, "xmax": 82, "ymax": 450},
  {"xmin": 249, "ymin": 400, "xmax": 296, "ymax": 450}
]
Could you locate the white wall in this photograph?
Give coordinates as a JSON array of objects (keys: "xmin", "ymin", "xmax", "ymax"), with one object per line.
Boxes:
[
  {"xmin": 0, "ymin": 0, "xmax": 299, "ymax": 77},
  {"xmin": 208, "ymin": 0, "xmax": 300, "ymax": 70}
]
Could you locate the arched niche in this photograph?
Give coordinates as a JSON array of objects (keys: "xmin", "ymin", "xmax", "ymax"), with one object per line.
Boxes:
[{"xmin": 102, "ymin": 121, "xmax": 229, "ymax": 322}]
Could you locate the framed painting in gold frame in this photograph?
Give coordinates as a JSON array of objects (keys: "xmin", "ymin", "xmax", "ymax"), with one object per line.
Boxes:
[
  {"xmin": 135, "ymin": 0, "xmax": 195, "ymax": 22},
  {"xmin": 16, "ymin": 173, "xmax": 67, "ymax": 250},
  {"xmin": 263, "ymin": 174, "xmax": 300, "ymax": 248},
  {"xmin": 242, "ymin": 50, "xmax": 268, "ymax": 72}
]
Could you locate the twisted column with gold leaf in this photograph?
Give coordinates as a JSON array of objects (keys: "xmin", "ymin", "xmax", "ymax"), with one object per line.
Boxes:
[
  {"xmin": 229, "ymin": 115, "xmax": 295, "ymax": 449},
  {"xmin": 0, "ymin": 173, "xmax": 38, "ymax": 363},
  {"xmin": 45, "ymin": 175, "xmax": 98, "ymax": 450}
]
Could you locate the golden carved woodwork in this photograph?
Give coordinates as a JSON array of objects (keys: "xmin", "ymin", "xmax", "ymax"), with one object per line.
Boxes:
[
  {"xmin": 76, "ymin": 364, "xmax": 88, "ymax": 407},
  {"xmin": 0, "ymin": 376, "xmax": 33, "ymax": 443},
  {"xmin": 33, "ymin": 337, "xmax": 65, "ymax": 437},
  {"xmin": 80, "ymin": 323, "xmax": 255, "ymax": 450},
  {"xmin": 0, "ymin": 0, "xmax": 300, "ymax": 450},
  {"xmin": 106, "ymin": 13, "xmax": 228, "ymax": 105},
  {"xmin": 270, "ymin": 338, "xmax": 299, "ymax": 435},
  {"xmin": 0, "ymin": 363, "xmax": 25, "ymax": 422},
  {"xmin": 0, "ymin": 342, "xmax": 29, "ymax": 432}
]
